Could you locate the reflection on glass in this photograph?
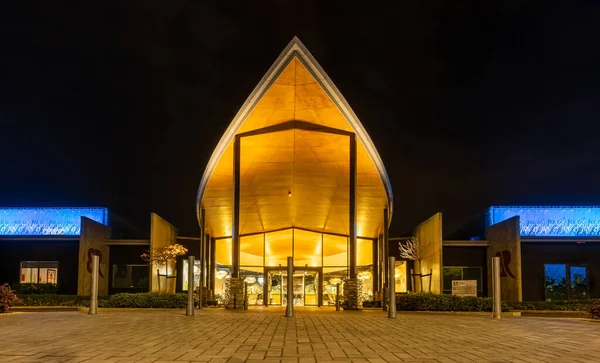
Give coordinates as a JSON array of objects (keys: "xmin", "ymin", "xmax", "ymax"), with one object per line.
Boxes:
[
  {"xmin": 241, "ymin": 267, "xmax": 264, "ymax": 305},
  {"xmin": 323, "ymin": 267, "xmax": 346, "ymax": 306},
  {"xmin": 215, "ymin": 239, "xmax": 232, "ymax": 265},
  {"xmin": 241, "ymin": 234, "xmax": 264, "ymax": 266},
  {"xmin": 294, "ymin": 229, "xmax": 322, "ymax": 267},
  {"xmin": 214, "ymin": 265, "xmax": 231, "ymax": 304},
  {"xmin": 545, "ymin": 264, "xmax": 567, "ymax": 301},
  {"xmin": 358, "ymin": 266, "xmax": 373, "ymax": 300},
  {"xmin": 357, "ymin": 238, "xmax": 373, "ymax": 266},
  {"xmin": 394, "ymin": 261, "xmax": 407, "ymax": 293},
  {"xmin": 181, "ymin": 260, "xmax": 201, "ymax": 291},
  {"xmin": 323, "ymin": 235, "xmax": 347, "ymax": 266},
  {"xmin": 570, "ymin": 265, "xmax": 587, "ymax": 299},
  {"xmin": 265, "ymin": 229, "xmax": 292, "ymax": 266},
  {"xmin": 443, "ymin": 267, "xmax": 461, "ymax": 292}
]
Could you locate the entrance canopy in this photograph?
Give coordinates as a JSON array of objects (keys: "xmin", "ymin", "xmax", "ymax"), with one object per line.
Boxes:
[{"xmin": 197, "ymin": 37, "xmax": 393, "ymax": 239}]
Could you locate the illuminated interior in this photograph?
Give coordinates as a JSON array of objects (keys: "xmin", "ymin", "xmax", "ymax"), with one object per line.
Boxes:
[{"xmin": 212, "ymin": 228, "xmax": 374, "ymax": 305}]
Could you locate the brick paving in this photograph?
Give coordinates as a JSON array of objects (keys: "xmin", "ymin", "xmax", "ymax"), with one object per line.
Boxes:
[{"xmin": 1, "ymin": 307, "xmax": 600, "ymax": 362}]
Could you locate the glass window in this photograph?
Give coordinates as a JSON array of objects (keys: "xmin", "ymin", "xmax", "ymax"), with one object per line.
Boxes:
[
  {"xmin": 294, "ymin": 229, "xmax": 322, "ymax": 267},
  {"xmin": 394, "ymin": 261, "xmax": 407, "ymax": 293},
  {"xmin": 265, "ymin": 229, "xmax": 292, "ymax": 266},
  {"xmin": 20, "ymin": 261, "xmax": 59, "ymax": 284},
  {"xmin": 545, "ymin": 264, "xmax": 567, "ymax": 301},
  {"xmin": 442, "ymin": 267, "xmax": 482, "ymax": 294},
  {"xmin": 214, "ymin": 266, "xmax": 231, "ymax": 303},
  {"xmin": 241, "ymin": 267, "xmax": 264, "ymax": 306},
  {"xmin": 323, "ymin": 234, "xmax": 347, "ymax": 267},
  {"xmin": 358, "ymin": 266, "xmax": 373, "ymax": 300},
  {"xmin": 112, "ymin": 265, "xmax": 149, "ymax": 289},
  {"xmin": 442, "ymin": 267, "xmax": 462, "ymax": 292},
  {"xmin": 570, "ymin": 265, "xmax": 588, "ymax": 300},
  {"xmin": 323, "ymin": 267, "xmax": 347, "ymax": 306},
  {"xmin": 215, "ymin": 238, "xmax": 232, "ymax": 265},
  {"xmin": 181, "ymin": 260, "xmax": 201, "ymax": 291},
  {"xmin": 357, "ymin": 238, "xmax": 373, "ymax": 266},
  {"xmin": 240, "ymin": 234, "xmax": 264, "ymax": 266}
]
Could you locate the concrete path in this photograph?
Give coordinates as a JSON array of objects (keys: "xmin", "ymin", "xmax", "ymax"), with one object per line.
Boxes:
[{"xmin": 1, "ymin": 307, "xmax": 599, "ymax": 362}]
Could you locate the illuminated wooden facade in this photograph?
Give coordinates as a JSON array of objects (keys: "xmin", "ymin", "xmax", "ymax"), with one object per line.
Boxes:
[{"xmin": 196, "ymin": 37, "xmax": 393, "ymax": 306}]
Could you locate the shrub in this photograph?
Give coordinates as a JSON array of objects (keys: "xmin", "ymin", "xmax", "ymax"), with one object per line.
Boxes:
[
  {"xmin": 590, "ymin": 299, "xmax": 600, "ymax": 319},
  {"xmin": 0, "ymin": 283, "xmax": 22, "ymax": 313},
  {"xmin": 19, "ymin": 293, "xmax": 187, "ymax": 308},
  {"xmin": 506, "ymin": 300, "xmax": 594, "ymax": 312},
  {"xmin": 101, "ymin": 293, "xmax": 187, "ymax": 308},
  {"xmin": 13, "ymin": 283, "xmax": 58, "ymax": 295},
  {"xmin": 396, "ymin": 293, "xmax": 509, "ymax": 312},
  {"xmin": 362, "ymin": 300, "xmax": 381, "ymax": 308}
]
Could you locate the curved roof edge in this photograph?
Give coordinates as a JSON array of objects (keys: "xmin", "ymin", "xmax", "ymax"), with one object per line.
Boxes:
[{"xmin": 196, "ymin": 36, "xmax": 394, "ymax": 231}]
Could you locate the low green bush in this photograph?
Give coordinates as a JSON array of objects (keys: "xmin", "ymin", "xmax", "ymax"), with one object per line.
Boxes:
[
  {"xmin": 18, "ymin": 293, "xmax": 187, "ymax": 308},
  {"xmin": 362, "ymin": 300, "xmax": 381, "ymax": 308},
  {"xmin": 396, "ymin": 293, "xmax": 509, "ymax": 312},
  {"xmin": 101, "ymin": 293, "xmax": 187, "ymax": 308},
  {"xmin": 506, "ymin": 300, "xmax": 594, "ymax": 312},
  {"xmin": 13, "ymin": 283, "xmax": 58, "ymax": 294}
]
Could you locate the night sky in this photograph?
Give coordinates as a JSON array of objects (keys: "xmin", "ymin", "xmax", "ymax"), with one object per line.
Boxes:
[{"xmin": 2, "ymin": 2, "xmax": 600, "ymax": 238}]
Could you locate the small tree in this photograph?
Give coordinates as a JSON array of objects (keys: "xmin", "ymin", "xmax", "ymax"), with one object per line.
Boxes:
[
  {"xmin": 141, "ymin": 243, "xmax": 188, "ymax": 293},
  {"xmin": 398, "ymin": 237, "xmax": 428, "ymax": 293}
]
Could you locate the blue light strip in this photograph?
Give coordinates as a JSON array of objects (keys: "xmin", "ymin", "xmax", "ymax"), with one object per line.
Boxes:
[
  {"xmin": 0, "ymin": 207, "xmax": 108, "ymax": 236},
  {"xmin": 488, "ymin": 206, "xmax": 600, "ymax": 237}
]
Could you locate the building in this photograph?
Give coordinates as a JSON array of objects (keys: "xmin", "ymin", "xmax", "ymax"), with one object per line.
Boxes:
[
  {"xmin": 195, "ymin": 37, "xmax": 394, "ymax": 309},
  {"xmin": 0, "ymin": 207, "xmax": 201, "ymax": 296},
  {"xmin": 390, "ymin": 206, "xmax": 600, "ymax": 301}
]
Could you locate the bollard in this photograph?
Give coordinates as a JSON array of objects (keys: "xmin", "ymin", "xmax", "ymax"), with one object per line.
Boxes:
[
  {"xmin": 244, "ymin": 281, "xmax": 248, "ymax": 310},
  {"xmin": 335, "ymin": 282, "xmax": 340, "ymax": 311},
  {"xmin": 492, "ymin": 256, "xmax": 502, "ymax": 320},
  {"xmin": 89, "ymin": 255, "xmax": 99, "ymax": 315},
  {"xmin": 186, "ymin": 256, "xmax": 195, "ymax": 316},
  {"xmin": 388, "ymin": 257, "xmax": 397, "ymax": 319},
  {"xmin": 285, "ymin": 256, "xmax": 294, "ymax": 317}
]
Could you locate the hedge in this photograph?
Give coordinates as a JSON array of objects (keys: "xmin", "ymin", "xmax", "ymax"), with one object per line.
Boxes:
[
  {"xmin": 506, "ymin": 300, "xmax": 595, "ymax": 312},
  {"xmin": 18, "ymin": 293, "xmax": 188, "ymax": 308},
  {"xmin": 396, "ymin": 293, "xmax": 508, "ymax": 312},
  {"xmin": 395, "ymin": 293, "xmax": 599, "ymax": 313}
]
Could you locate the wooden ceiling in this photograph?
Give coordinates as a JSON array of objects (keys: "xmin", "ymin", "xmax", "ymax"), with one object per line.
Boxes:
[{"xmin": 199, "ymin": 43, "xmax": 392, "ymax": 239}]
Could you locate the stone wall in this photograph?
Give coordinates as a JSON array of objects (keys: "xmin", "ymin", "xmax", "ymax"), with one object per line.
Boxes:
[
  {"xmin": 149, "ymin": 213, "xmax": 178, "ymax": 293},
  {"xmin": 343, "ymin": 278, "xmax": 363, "ymax": 310},
  {"xmin": 414, "ymin": 213, "xmax": 443, "ymax": 294},
  {"xmin": 224, "ymin": 277, "xmax": 244, "ymax": 309}
]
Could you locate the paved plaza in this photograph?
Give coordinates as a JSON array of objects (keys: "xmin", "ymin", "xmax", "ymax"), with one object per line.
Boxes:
[{"xmin": 1, "ymin": 308, "xmax": 599, "ymax": 363}]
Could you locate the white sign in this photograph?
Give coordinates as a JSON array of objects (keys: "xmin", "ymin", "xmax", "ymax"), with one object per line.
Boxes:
[{"xmin": 452, "ymin": 280, "xmax": 477, "ymax": 297}]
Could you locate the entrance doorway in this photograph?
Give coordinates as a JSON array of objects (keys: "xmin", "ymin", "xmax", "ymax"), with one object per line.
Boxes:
[{"xmin": 264, "ymin": 267, "xmax": 322, "ymax": 306}]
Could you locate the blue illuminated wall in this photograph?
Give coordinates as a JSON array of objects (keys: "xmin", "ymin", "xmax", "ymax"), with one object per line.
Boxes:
[
  {"xmin": 487, "ymin": 206, "xmax": 600, "ymax": 237},
  {"xmin": 0, "ymin": 207, "xmax": 108, "ymax": 236}
]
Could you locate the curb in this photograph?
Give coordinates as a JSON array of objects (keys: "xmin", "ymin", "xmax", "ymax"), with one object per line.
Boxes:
[{"xmin": 398, "ymin": 311, "xmax": 522, "ymax": 317}]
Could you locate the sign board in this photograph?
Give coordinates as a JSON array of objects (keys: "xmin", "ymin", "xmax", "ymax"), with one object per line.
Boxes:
[{"xmin": 451, "ymin": 280, "xmax": 477, "ymax": 297}]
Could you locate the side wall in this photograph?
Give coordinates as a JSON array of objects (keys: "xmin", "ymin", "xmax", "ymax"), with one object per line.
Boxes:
[
  {"xmin": 521, "ymin": 242, "xmax": 600, "ymax": 301},
  {"xmin": 0, "ymin": 240, "xmax": 79, "ymax": 294},
  {"xmin": 414, "ymin": 213, "xmax": 443, "ymax": 294},
  {"xmin": 150, "ymin": 213, "xmax": 178, "ymax": 293},
  {"xmin": 78, "ymin": 217, "xmax": 111, "ymax": 296},
  {"xmin": 486, "ymin": 216, "xmax": 522, "ymax": 301}
]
